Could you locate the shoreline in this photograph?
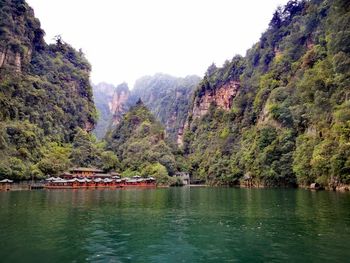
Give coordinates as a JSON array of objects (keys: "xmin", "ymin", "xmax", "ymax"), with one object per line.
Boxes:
[{"xmin": 1, "ymin": 183, "xmax": 350, "ymax": 192}]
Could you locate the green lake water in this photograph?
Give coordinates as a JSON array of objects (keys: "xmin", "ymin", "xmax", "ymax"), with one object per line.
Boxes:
[{"xmin": 0, "ymin": 187, "xmax": 349, "ymax": 262}]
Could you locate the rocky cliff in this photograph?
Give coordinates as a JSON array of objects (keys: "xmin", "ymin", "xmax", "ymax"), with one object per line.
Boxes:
[
  {"xmin": 192, "ymin": 80, "xmax": 240, "ymax": 119},
  {"xmin": 0, "ymin": 0, "xmax": 45, "ymax": 73},
  {"xmin": 0, "ymin": 48, "xmax": 22, "ymax": 72},
  {"xmin": 110, "ymin": 83, "xmax": 132, "ymax": 125},
  {"xmin": 0, "ymin": 0, "xmax": 97, "ymax": 179}
]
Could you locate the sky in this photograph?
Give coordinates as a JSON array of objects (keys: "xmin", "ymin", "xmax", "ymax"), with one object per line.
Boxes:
[{"xmin": 27, "ymin": 0, "xmax": 287, "ymax": 87}]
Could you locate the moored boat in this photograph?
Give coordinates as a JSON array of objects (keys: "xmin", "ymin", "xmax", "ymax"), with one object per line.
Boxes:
[{"xmin": 45, "ymin": 174, "xmax": 156, "ymax": 189}]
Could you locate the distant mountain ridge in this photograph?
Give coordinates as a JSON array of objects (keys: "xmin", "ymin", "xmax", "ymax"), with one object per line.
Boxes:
[
  {"xmin": 93, "ymin": 73, "xmax": 200, "ymax": 143},
  {"xmin": 93, "ymin": 82, "xmax": 130, "ymax": 139}
]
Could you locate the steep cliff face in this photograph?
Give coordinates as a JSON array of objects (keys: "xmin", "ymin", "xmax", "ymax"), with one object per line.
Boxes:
[
  {"xmin": 0, "ymin": 0, "xmax": 97, "ymax": 179},
  {"xmin": 192, "ymin": 80, "xmax": 240, "ymax": 119},
  {"xmin": 0, "ymin": 0, "xmax": 45, "ymax": 73},
  {"xmin": 92, "ymin": 82, "xmax": 131, "ymax": 139},
  {"xmin": 110, "ymin": 83, "xmax": 132, "ymax": 125},
  {"xmin": 0, "ymin": 1, "xmax": 96, "ymax": 131},
  {"xmin": 180, "ymin": 57, "xmax": 245, "ymax": 146},
  {"xmin": 0, "ymin": 48, "xmax": 22, "ymax": 72}
]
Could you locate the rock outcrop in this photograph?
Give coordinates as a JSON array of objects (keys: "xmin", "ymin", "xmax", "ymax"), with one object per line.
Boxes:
[
  {"xmin": 192, "ymin": 80, "xmax": 240, "ymax": 119},
  {"xmin": 92, "ymin": 82, "xmax": 132, "ymax": 139},
  {"xmin": 109, "ymin": 91, "xmax": 130, "ymax": 124},
  {"xmin": 177, "ymin": 125, "xmax": 185, "ymax": 146},
  {"xmin": 0, "ymin": 48, "xmax": 27, "ymax": 73},
  {"xmin": 0, "ymin": 0, "xmax": 43, "ymax": 74},
  {"xmin": 110, "ymin": 85, "xmax": 131, "ymax": 125}
]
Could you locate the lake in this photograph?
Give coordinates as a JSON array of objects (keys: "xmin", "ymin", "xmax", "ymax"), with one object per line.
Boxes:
[{"xmin": 0, "ymin": 187, "xmax": 349, "ymax": 262}]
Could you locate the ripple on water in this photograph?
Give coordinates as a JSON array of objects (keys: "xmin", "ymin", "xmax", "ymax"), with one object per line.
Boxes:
[{"xmin": 0, "ymin": 188, "xmax": 350, "ymax": 262}]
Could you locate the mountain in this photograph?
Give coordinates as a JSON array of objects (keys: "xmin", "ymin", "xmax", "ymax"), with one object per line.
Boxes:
[
  {"xmin": 92, "ymin": 82, "xmax": 133, "ymax": 139},
  {"xmin": 93, "ymin": 74, "xmax": 200, "ymax": 142},
  {"xmin": 132, "ymin": 74, "xmax": 201, "ymax": 143},
  {"xmin": 0, "ymin": 0, "xmax": 97, "ymax": 179},
  {"xmin": 109, "ymin": 82, "xmax": 133, "ymax": 126},
  {"xmin": 183, "ymin": 0, "xmax": 350, "ymax": 189},
  {"xmin": 92, "ymin": 82, "xmax": 127, "ymax": 139},
  {"xmin": 105, "ymin": 99, "xmax": 180, "ymax": 183}
]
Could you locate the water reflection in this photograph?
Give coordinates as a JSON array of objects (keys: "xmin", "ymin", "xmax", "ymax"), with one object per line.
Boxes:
[{"xmin": 0, "ymin": 188, "xmax": 349, "ymax": 262}]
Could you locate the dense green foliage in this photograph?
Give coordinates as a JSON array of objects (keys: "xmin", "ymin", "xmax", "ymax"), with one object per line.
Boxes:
[
  {"xmin": 106, "ymin": 100, "xmax": 179, "ymax": 183},
  {"xmin": 0, "ymin": 0, "xmax": 45, "ymax": 57},
  {"xmin": 185, "ymin": 0, "xmax": 350, "ymax": 188},
  {"xmin": 0, "ymin": 0, "xmax": 98, "ymax": 179}
]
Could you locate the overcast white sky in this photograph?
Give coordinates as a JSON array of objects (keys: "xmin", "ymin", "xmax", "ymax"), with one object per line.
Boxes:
[{"xmin": 27, "ymin": 0, "xmax": 287, "ymax": 87}]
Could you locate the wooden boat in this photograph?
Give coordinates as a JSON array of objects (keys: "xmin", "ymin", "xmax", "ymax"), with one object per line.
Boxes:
[{"xmin": 44, "ymin": 176, "xmax": 156, "ymax": 189}]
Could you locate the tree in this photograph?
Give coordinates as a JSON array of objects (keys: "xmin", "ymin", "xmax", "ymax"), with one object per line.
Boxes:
[
  {"xmin": 38, "ymin": 143, "xmax": 71, "ymax": 176},
  {"xmin": 269, "ymin": 8, "xmax": 283, "ymax": 29},
  {"xmin": 70, "ymin": 128, "xmax": 101, "ymax": 167},
  {"xmin": 100, "ymin": 151, "xmax": 120, "ymax": 172},
  {"xmin": 0, "ymin": 157, "xmax": 27, "ymax": 180},
  {"xmin": 141, "ymin": 163, "xmax": 170, "ymax": 184},
  {"xmin": 206, "ymin": 63, "xmax": 217, "ymax": 77}
]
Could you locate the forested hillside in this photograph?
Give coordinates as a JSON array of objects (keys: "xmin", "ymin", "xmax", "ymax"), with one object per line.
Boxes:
[
  {"xmin": 105, "ymin": 100, "xmax": 183, "ymax": 184},
  {"xmin": 184, "ymin": 0, "xmax": 350, "ymax": 189},
  {"xmin": 0, "ymin": 0, "xmax": 101, "ymax": 179}
]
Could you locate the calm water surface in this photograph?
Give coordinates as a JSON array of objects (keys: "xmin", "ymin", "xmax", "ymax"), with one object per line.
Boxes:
[{"xmin": 0, "ymin": 188, "xmax": 349, "ymax": 262}]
